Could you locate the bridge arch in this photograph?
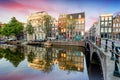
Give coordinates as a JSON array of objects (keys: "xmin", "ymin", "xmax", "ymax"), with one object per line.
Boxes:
[
  {"xmin": 86, "ymin": 43, "xmax": 90, "ymax": 52},
  {"xmin": 91, "ymin": 52, "xmax": 101, "ymax": 65},
  {"xmin": 90, "ymin": 52, "xmax": 104, "ymax": 80},
  {"xmin": 85, "ymin": 42, "xmax": 91, "ymax": 67},
  {"xmin": 85, "ymin": 40, "xmax": 106, "ymax": 80}
]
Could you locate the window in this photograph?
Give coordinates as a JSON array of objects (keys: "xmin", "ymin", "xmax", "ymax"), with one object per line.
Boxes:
[
  {"xmin": 79, "ymin": 21, "xmax": 81, "ymax": 24},
  {"xmin": 70, "ymin": 16, "xmax": 72, "ymax": 19},
  {"xmin": 101, "ymin": 22, "xmax": 104, "ymax": 26},
  {"xmin": 109, "ymin": 17, "xmax": 112, "ymax": 20},
  {"xmin": 113, "ymin": 28, "xmax": 115, "ymax": 32},
  {"xmin": 105, "ymin": 17, "xmax": 108, "ymax": 21},
  {"xmin": 82, "ymin": 25, "xmax": 84, "ymax": 29},
  {"xmin": 113, "ymin": 24, "xmax": 115, "ymax": 27},
  {"xmin": 116, "ymin": 29, "xmax": 118, "ymax": 32},
  {"xmin": 101, "ymin": 28, "xmax": 104, "ymax": 32},
  {"xmin": 105, "ymin": 28, "xmax": 107, "ymax": 32},
  {"xmin": 105, "ymin": 22, "xmax": 108, "ymax": 26},
  {"xmin": 101, "ymin": 17, "xmax": 104, "ymax": 21},
  {"xmin": 116, "ymin": 23, "xmax": 118, "ymax": 27},
  {"xmin": 108, "ymin": 28, "xmax": 111, "ymax": 32},
  {"xmin": 81, "ymin": 25, "xmax": 84, "ymax": 29},
  {"xmin": 79, "ymin": 15, "xmax": 81, "ymax": 18},
  {"xmin": 118, "ymin": 23, "xmax": 120, "ymax": 27},
  {"xmin": 108, "ymin": 21, "xmax": 112, "ymax": 26},
  {"xmin": 82, "ymin": 20, "xmax": 84, "ymax": 24}
]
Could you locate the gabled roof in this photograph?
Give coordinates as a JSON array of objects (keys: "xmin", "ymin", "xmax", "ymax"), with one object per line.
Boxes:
[{"xmin": 67, "ymin": 12, "xmax": 85, "ymax": 19}]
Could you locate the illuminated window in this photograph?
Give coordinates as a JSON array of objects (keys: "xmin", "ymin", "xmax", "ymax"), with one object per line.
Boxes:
[
  {"xmin": 79, "ymin": 15, "xmax": 81, "ymax": 18},
  {"xmin": 105, "ymin": 22, "xmax": 108, "ymax": 26},
  {"xmin": 109, "ymin": 17, "xmax": 112, "ymax": 20},
  {"xmin": 82, "ymin": 20, "xmax": 84, "ymax": 24},
  {"xmin": 70, "ymin": 16, "xmax": 72, "ymax": 19},
  {"xmin": 101, "ymin": 22, "xmax": 104, "ymax": 26},
  {"xmin": 101, "ymin": 17, "xmax": 104, "ymax": 21},
  {"xmin": 105, "ymin": 17, "xmax": 108, "ymax": 20}
]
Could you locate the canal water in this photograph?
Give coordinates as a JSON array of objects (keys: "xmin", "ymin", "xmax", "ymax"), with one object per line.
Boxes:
[{"xmin": 0, "ymin": 44, "xmax": 103, "ymax": 80}]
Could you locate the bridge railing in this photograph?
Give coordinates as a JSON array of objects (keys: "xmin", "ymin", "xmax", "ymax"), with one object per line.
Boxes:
[
  {"xmin": 99, "ymin": 38, "xmax": 120, "ymax": 77},
  {"xmin": 86, "ymin": 37, "xmax": 120, "ymax": 77}
]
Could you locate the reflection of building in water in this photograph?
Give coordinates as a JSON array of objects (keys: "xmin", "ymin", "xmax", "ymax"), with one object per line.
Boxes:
[
  {"xmin": 27, "ymin": 46, "xmax": 84, "ymax": 72},
  {"xmin": 26, "ymin": 45, "xmax": 46, "ymax": 58},
  {"xmin": 58, "ymin": 51, "xmax": 84, "ymax": 72},
  {"xmin": 27, "ymin": 46, "xmax": 53, "ymax": 71},
  {"xmin": 0, "ymin": 44, "xmax": 17, "ymax": 51},
  {"xmin": 28, "ymin": 58, "xmax": 46, "ymax": 70}
]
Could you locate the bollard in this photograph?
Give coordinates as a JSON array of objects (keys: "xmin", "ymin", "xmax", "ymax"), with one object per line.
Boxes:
[
  {"xmin": 99, "ymin": 38, "xmax": 101, "ymax": 48},
  {"xmin": 115, "ymin": 47, "xmax": 120, "ymax": 63},
  {"xmin": 113, "ymin": 47, "xmax": 120, "ymax": 77},
  {"xmin": 111, "ymin": 41, "xmax": 115, "ymax": 60},
  {"xmin": 113, "ymin": 53, "xmax": 120, "ymax": 77},
  {"xmin": 105, "ymin": 39, "xmax": 108, "ymax": 52}
]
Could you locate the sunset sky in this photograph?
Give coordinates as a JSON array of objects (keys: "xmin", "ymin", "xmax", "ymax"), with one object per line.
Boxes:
[{"xmin": 0, "ymin": 0, "xmax": 120, "ymax": 30}]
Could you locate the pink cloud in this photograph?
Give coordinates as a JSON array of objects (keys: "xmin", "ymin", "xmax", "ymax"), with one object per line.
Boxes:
[
  {"xmin": 0, "ymin": 0, "xmax": 71, "ymax": 15},
  {"xmin": 89, "ymin": 16, "xmax": 99, "ymax": 22}
]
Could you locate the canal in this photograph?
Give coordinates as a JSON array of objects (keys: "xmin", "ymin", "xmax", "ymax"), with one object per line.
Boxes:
[{"xmin": 0, "ymin": 44, "xmax": 103, "ymax": 80}]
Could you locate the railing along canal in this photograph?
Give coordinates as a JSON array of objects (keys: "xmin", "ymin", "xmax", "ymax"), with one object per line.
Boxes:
[
  {"xmin": 88, "ymin": 37, "xmax": 120, "ymax": 77},
  {"xmin": 101, "ymin": 38, "xmax": 120, "ymax": 77}
]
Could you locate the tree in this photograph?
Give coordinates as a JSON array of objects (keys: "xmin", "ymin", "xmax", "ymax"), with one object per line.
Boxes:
[
  {"xmin": 2, "ymin": 24, "xmax": 12, "ymax": 37},
  {"xmin": 2, "ymin": 17, "xmax": 23, "ymax": 40},
  {"xmin": 26, "ymin": 23, "xmax": 34, "ymax": 35},
  {"xmin": 58, "ymin": 17, "xmax": 68, "ymax": 36}
]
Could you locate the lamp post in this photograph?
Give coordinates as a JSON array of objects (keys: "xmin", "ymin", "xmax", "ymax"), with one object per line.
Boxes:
[{"xmin": 111, "ymin": 41, "xmax": 115, "ymax": 60}]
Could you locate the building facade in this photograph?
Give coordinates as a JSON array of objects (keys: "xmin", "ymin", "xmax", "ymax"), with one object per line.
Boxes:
[
  {"xmin": 58, "ymin": 12, "xmax": 85, "ymax": 39},
  {"xmin": 50, "ymin": 18, "xmax": 58, "ymax": 39},
  {"xmin": 113, "ymin": 14, "xmax": 120, "ymax": 40},
  {"xmin": 100, "ymin": 14, "xmax": 113, "ymax": 39},
  {"xmin": 89, "ymin": 22, "xmax": 98, "ymax": 42},
  {"xmin": 27, "ymin": 11, "xmax": 47, "ymax": 41},
  {"xmin": 27, "ymin": 11, "xmax": 55, "ymax": 41}
]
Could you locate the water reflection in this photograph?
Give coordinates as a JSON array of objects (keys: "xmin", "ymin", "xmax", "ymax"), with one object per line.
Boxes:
[
  {"xmin": 0, "ymin": 45, "xmax": 25, "ymax": 67},
  {"xmin": 27, "ymin": 45, "xmax": 84, "ymax": 72},
  {"xmin": 0, "ymin": 44, "xmax": 89, "ymax": 80}
]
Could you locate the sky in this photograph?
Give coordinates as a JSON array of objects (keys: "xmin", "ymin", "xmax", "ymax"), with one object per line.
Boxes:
[{"xmin": 0, "ymin": 0, "xmax": 120, "ymax": 31}]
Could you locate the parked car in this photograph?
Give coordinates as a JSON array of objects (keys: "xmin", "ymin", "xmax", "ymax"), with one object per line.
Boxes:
[
  {"xmin": 7, "ymin": 38, "xmax": 16, "ymax": 41},
  {"xmin": 33, "ymin": 39, "xmax": 46, "ymax": 42},
  {"xmin": 0, "ymin": 41, "xmax": 5, "ymax": 44}
]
